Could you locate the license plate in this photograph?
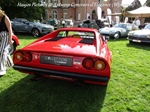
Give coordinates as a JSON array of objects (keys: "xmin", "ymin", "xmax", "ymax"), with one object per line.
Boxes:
[
  {"xmin": 132, "ymin": 39, "xmax": 141, "ymax": 43},
  {"xmin": 40, "ymin": 55, "xmax": 72, "ymax": 66}
]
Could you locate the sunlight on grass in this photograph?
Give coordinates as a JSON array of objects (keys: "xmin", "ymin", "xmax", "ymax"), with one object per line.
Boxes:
[{"xmin": 0, "ymin": 36, "xmax": 150, "ymax": 112}]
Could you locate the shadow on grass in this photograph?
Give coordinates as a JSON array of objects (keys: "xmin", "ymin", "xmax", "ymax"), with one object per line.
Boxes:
[
  {"xmin": 126, "ymin": 42, "xmax": 150, "ymax": 51},
  {"xmin": 0, "ymin": 75, "xmax": 107, "ymax": 112}
]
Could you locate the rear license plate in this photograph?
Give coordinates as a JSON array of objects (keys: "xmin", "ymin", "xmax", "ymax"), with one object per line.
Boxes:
[
  {"xmin": 132, "ymin": 39, "xmax": 141, "ymax": 43},
  {"xmin": 40, "ymin": 55, "xmax": 72, "ymax": 67}
]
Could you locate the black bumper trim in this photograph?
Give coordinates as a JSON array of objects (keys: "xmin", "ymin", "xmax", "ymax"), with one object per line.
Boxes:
[{"xmin": 13, "ymin": 65, "xmax": 109, "ymax": 83}]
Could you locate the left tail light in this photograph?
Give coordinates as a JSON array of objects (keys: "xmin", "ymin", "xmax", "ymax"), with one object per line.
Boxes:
[
  {"xmin": 14, "ymin": 52, "xmax": 24, "ymax": 62},
  {"xmin": 14, "ymin": 51, "xmax": 32, "ymax": 62},
  {"xmin": 82, "ymin": 58, "xmax": 94, "ymax": 69}
]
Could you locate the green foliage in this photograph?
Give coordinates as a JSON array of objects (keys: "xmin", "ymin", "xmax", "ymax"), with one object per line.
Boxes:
[
  {"xmin": 125, "ymin": 0, "xmax": 142, "ymax": 11},
  {"xmin": 145, "ymin": 0, "xmax": 150, "ymax": 22},
  {"xmin": 120, "ymin": 6, "xmax": 126, "ymax": 22},
  {"xmin": 0, "ymin": 0, "xmax": 45, "ymax": 20},
  {"xmin": 145, "ymin": 0, "xmax": 150, "ymax": 6}
]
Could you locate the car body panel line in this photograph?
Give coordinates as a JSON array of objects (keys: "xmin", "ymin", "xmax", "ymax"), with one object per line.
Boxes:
[{"xmin": 13, "ymin": 65, "xmax": 109, "ymax": 83}]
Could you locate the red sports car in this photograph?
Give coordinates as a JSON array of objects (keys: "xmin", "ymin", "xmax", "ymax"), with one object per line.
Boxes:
[{"xmin": 13, "ymin": 28, "xmax": 112, "ymax": 85}]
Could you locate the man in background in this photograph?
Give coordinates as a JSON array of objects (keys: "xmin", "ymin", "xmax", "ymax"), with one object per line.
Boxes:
[{"xmin": 132, "ymin": 16, "xmax": 140, "ymax": 30}]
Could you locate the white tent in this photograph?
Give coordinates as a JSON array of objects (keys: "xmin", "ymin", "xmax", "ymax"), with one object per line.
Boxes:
[
  {"xmin": 126, "ymin": 6, "xmax": 150, "ymax": 18},
  {"xmin": 106, "ymin": 6, "xmax": 150, "ymax": 18}
]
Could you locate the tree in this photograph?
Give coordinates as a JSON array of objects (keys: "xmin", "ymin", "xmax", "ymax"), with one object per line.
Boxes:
[
  {"xmin": 125, "ymin": 0, "xmax": 142, "ymax": 11},
  {"xmin": 0, "ymin": 0, "xmax": 45, "ymax": 21},
  {"xmin": 145, "ymin": 0, "xmax": 150, "ymax": 6},
  {"xmin": 120, "ymin": 6, "xmax": 126, "ymax": 22},
  {"xmin": 144, "ymin": 0, "xmax": 150, "ymax": 22}
]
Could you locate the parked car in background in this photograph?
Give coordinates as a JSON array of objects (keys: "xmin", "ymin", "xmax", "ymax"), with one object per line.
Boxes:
[
  {"xmin": 11, "ymin": 18, "xmax": 54, "ymax": 37},
  {"xmin": 78, "ymin": 19, "xmax": 105, "ymax": 30},
  {"xmin": 100, "ymin": 18, "xmax": 110, "ymax": 27},
  {"xmin": 64, "ymin": 19, "xmax": 74, "ymax": 27},
  {"xmin": 127, "ymin": 23, "xmax": 150, "ymax": 43},
  {"xmin": 47, "ymin": 18, "xmax": 59, "ymax": 30},
  {"xmin": 10, "ymin": 34, "xmax": 20, "ymax": 55},
  {"xmin": 99, "ymin": 23, "xmax": 133, "ymax": 39},
  {"xmin": 59, "ymin": 19, "xmax": 74, "ymax": 28},
  {"xmin": 13, "ymin": 27, "xmax": 112, "ymax": 85}
]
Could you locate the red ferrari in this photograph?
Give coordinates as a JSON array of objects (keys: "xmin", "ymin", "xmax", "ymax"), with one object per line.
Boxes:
[{"xmin": 13, "ymin": 28, "xmax": 112, "ymax": 85}]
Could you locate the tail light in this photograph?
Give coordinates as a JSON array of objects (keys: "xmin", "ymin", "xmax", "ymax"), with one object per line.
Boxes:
[
  {"xmin": 82, "ymin": 58, "xmax": 106, "ymax": 71},
  {"xmin": 82, "ymin": 58, "xmax": 94, "ymax": 69},
  {"xmin": 14, "ymin": 52, "xmax": 24, "ymax": 62},
  {"xmin": 94, "ymin": 60, "xmax": 106, "ymax": 71},
  {"xmin": 14, "ymin": 51, "xmax": 32, "ymax": 62},
  {"xmin": 24, "ymin": 52, "xmax": 32, "ymax": 62}
]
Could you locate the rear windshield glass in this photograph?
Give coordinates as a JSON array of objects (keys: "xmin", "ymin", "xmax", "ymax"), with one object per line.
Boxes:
[{"xmin": 57, "ymin": 31, "xmax": 95, "ymax": 39}]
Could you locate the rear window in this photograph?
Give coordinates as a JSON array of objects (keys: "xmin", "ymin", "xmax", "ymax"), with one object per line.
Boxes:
[{"xmin": 57, "ymin": 31, "xmax": 95, "ymax": 39}]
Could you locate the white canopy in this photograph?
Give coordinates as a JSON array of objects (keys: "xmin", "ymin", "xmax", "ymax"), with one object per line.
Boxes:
[
  {"xmin": 106, "ymin": 6, "xmax": 150, "ymax": 18},
  {"xmin": 126, "ymin": 6, "xmax": 150, "ymax": 17}
]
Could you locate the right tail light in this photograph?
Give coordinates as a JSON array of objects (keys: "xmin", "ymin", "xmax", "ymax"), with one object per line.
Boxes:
[
  {"xmin": 82, "ymin": 58, "xmax": 106, "ymax": 71},
  {"xmin": 94, "ymin": 59, "xmax": 106, "ymax": 71}
]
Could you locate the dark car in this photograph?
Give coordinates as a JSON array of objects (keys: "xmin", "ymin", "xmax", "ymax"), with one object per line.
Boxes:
[
  {"xmin": 127, "ymin": 23, "xmax": 150, "ymax": 43},
  {"xmin": 47, "ymin": 19, "xmax": 59, "ymax": 30},
  {"xmin": 78, "ymin": 19, "xmax": 105, "ymax": 30},
  {"xmin": 11, "ymin": 18, "xmax": 54, "ymax": 37}
]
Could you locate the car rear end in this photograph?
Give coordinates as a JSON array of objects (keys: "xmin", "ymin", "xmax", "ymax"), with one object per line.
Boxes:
[
  {"xmin": 13, "ymin": 51, "xmax": 110, "ymax": 85},
  {"xmin": 13, "ymin": 30, "xmax": 111, "ymax": 85}
]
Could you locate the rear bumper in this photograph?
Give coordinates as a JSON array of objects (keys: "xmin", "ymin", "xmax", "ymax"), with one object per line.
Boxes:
[{"xmin": 13, "ymin": 65, "xmax": 109, "ymax": 83}]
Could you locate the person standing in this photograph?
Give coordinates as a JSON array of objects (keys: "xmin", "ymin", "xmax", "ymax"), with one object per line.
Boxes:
[
  {"xmin": 62, "ymin": 19, "xmax": 65, "ymax": 28},
  {"xmin": 0, "ymin": 9, "xmax": 13, "ymax": 76},
  {"xmin": 132, "ymin": 16, "xmax": 141, "ymax": 30}
]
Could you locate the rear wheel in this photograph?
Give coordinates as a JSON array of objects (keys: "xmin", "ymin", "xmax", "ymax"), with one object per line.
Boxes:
[
  {"xmin": 31, "ymin": 29, "xmax": 40, "ymax": 37},
  {"xmin": 129, "ymin": 40, "xmax": 133, "ymax": 43}
]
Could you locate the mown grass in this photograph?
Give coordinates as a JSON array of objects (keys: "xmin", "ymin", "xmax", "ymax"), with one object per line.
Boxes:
[{"xmin": 0, "ymin": 35, "xmax": 150, "ymax": 112}]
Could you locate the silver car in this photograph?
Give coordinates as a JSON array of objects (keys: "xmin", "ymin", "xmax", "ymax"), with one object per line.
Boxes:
[
  {"xmin": 127, "ymin": 24, "xmax": 150, "ymax": 43},
  {"xmin": 99, "ymin": 23, "xmax": 133, "ymax": 39}
]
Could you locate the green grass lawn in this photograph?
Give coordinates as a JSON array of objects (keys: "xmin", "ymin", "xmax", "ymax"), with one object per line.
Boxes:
[{"xmin": 0, "ymin": 35, "xmax": 150, "ymax": 112}]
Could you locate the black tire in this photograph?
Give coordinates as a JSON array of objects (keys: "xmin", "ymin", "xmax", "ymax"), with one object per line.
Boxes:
[
  {"xmin": 9, "ymin": 42, "xmax": 16, "ymax": 55},
  {"xmin": 0, "ymin": 75, "xmax": 3, "ymax": 78},
  {"xmin": 31, "ymin": 29, "xmax": 40, "ymax": 37},
  {"xmin": 114, "ymin": 32, "xmax": 121, "ymax": 39},
  {"xmin": 129, "ymin": 40, "xmax": 134, "ymax": 43}
]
